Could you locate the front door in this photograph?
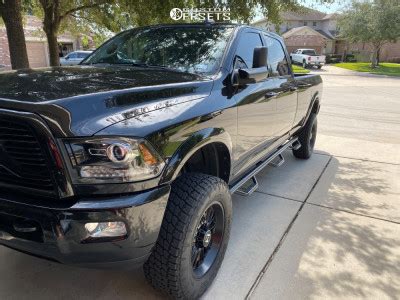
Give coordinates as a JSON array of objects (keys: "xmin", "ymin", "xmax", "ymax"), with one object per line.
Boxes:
[{"xmin": 234, "ymin": 32, "xmax": 298, "ymax": 177}]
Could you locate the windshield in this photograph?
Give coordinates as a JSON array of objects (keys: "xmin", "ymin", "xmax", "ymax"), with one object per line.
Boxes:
[
  {"xmin": 83, "ymin": 26, "xmax": 234, "ymax": 75},
  {"xmin": 302, "ymin": 50, "xmax": 317, "ymax": 55}
]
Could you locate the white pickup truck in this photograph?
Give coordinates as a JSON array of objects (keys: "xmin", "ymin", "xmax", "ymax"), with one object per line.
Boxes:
[{"xmin": 290, "ymin": 49, "xmax": 325, "ymax": 69}]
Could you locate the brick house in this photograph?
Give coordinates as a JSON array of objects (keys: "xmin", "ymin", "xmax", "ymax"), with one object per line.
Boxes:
[
  {"xmin": 0, "ymin": 15, "xmax": 89, "ymax": 70},
  {"xmin": 252, "ymin": 9, "xmax": 400, "ymax": 61}
]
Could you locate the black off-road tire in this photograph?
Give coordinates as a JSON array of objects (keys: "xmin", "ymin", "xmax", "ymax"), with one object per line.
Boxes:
[
  {"xmin": 293, "ymin": 113, "xmax": 317, "ymax": 159},
  {"xmin": 144, "ymin": 173, "xmax": 232, "ymax": 299}
]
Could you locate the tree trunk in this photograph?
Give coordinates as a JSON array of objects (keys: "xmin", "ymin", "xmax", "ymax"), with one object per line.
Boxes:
[
  {"xmin": 45, "ymin": 29, "xmax": 60, "ymax": 66},
  {"xmin": 370, "ymin": 46, "xmax": 379, "ymax": 68},
  {"xmin": 376, "ymin": 47, "xmax": 381, "ymax": 66},
  {"xmin": 0, "ymin": 0, "xmax": 30, "ymax": 69},
  {"xmin": 341, "ymin": 41, "xmax": 348, "ymax": 62}
]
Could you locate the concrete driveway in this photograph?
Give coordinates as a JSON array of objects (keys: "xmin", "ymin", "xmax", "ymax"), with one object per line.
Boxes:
[{"xmin": 1, "ymin": 66, "xmax": 399, "ymax": 299}]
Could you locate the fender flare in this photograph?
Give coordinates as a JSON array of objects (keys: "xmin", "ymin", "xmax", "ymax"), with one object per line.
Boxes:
[
  {"xmin": 159, "ymin": 127, "xmax": 233, "ymax": 184},
  {"xmin": 302, "ymin": 91, "xmax": 320, "ymax": 127}
]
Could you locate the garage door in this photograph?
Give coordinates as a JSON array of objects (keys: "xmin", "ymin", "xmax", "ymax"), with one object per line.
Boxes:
[{"xmin": 26, "ymin": 42, "xmax": 48, "ymax": 68}]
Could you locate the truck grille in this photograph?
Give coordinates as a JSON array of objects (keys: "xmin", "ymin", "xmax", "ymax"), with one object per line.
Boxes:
[{"xmin": 0, "ymin": 118, "xmax": 56, "ymax": 196}]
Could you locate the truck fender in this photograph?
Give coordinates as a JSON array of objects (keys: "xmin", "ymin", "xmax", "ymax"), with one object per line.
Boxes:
[
  {"xmin": 302, "ymin": 91, "xmax": 320, "ymax": 126},
  {"xmin": 159, "ymin": 127, "xmax": 233, "ymax": 184}
]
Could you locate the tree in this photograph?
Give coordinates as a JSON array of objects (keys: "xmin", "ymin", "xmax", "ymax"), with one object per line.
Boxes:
[
  {"xmin": 0, "ymin": 0, "xmax": 30, "ymax": 69},
  {"xmin": 338, "ymin": 0, "xmax": 400, "ymax": 67},
  {"xmin": 34, "ymin": 0, "xmax": 111, "ymax": 66},
  {"xmin": 32, "ymin": 0, "xmax": 302, "ymax": 66}
]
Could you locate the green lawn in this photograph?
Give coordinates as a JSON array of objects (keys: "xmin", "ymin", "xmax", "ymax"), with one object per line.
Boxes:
[
  {"xmin": 334, "ymin": 62, "xmax": 400, "ymax": 77},
  {"xmin": 292, "ymin": 65, "xmax": 310, "ymax": 74}
]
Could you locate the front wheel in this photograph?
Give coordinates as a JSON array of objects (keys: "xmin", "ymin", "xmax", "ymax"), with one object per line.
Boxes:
[
  {"xmin": 293, "ymin": 113, "xmax": 317, "ymax": 159},
  {"xmin": 144, "ymin": 173, "xmax": 232, "ymax": 299}
]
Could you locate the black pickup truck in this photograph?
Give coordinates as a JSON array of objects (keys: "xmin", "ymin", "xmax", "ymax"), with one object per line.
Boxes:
[{"xmin": 0, "ymin": 23, "xmax": 322, "ymax": 298}]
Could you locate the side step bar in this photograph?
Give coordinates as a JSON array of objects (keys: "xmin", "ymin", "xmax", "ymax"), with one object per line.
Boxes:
[
  {"xmin": 269, "ymin": 154, "xmax": 285, "ymax": 167},
  {"xmin": 235, "ymin": 176, "xmax": 259, "ymax": 196},
  {"xmin": 230, "ymin": 137, "xmax": 299, "ymax": 196}
]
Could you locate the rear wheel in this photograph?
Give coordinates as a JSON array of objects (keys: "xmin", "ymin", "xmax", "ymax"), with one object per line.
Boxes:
[
  {"xmin": 317, "ymin": 65, "xmax": 322, "ymax": 69},
  {"xmin": 293, "ymin": 113, "xmax": 317, "ymax": 159},
  {"xmin": 144, "ymin": 173, "xmax": 232, "ymax": 299}
]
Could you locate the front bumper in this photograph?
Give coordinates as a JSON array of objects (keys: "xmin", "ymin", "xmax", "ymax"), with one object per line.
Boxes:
[{"xmin": 0, "ymin": 185, "xmax": 170, "ymax": 268}]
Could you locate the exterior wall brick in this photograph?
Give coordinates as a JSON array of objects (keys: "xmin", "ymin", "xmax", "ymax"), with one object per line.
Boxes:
[
  {"xmin": 284, "ymin": 35, "xmax": 326, "ymax": 54},
  {"xmin": 0, "ymin": 28, "xmax": 11, "ymax": 69},
  {"xmin": 343, "ymin": 41, "xmax": 400, "ymax": 62}
]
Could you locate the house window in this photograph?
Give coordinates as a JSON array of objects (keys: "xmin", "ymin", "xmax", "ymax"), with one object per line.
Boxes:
[
  {"xmin": 313, "ymin": 21, "xmax": 317, "ymax": 26},
  {"xmin": 304, "ymin": 21, "xmax": 308, "ymax": 26}
]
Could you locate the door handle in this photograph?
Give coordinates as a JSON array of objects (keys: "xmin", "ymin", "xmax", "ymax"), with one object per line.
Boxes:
[{"xmin": 265, "ymin": 91, "xmax": 279, "ymax": 98}]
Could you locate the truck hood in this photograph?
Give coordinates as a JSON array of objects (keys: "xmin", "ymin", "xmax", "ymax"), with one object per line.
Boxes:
[{"xmin": 0, "ymin": 66, "xmax": 213, "ymax": 136}]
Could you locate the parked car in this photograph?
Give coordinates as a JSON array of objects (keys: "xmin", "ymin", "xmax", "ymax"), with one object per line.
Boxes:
[
  {"xmin": 60, "ymin": 50, "xmax": 93, "ymax": 66},
  {"xmin": 0, "ymin": 23, "xmax": 322, "ymax": 299},
  {"xmin": 290, "ymin": 48, "xmax": 326, "ymax": 69}
]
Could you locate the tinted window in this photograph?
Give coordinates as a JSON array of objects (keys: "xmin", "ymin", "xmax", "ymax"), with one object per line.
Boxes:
[
  {"xmin": 302, "ymin": 50, "xmax": 316, "ymax": 55},
  {"xmin": 83, "ymin": 26, "xmax": 234, "ymax": 75},
  {"xmin": 235, "ymin": 32, "xmax": 263, "ymax": 68},
  {"xmin": 77, "ymin": 52, "xmax": 90, "ymax": 58},
  {"xmin": 264, "ymin": 36, "xmax": 290, "ymax": 76},
  {"xmin": 68, "ymin": 52, "xmax": 77, "ymax": 59}
]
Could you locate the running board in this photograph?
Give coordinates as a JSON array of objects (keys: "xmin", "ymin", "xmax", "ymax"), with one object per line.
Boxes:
[
  {"xmin": 290, "ymin": 140, "xmax": 301, "ymax": 150},
  {"xmin": 269, "ymin": 154, "xmax": 285, "ymax": 167},
  {"xmin": 235, "ymin": 176, "xmax": 259, "ymax": 196},
  {"xmin": 230, "ymin": 137, "xmax": 299, "ymax": 196}
]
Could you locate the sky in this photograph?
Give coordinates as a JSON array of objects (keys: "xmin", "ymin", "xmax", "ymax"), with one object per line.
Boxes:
[
  {"xmin": 304, "ymin": 0, "xmax": 351, "ymax": 13},
  {"xmin": 252, "ymin": 0, "xmax": 351, "ymax": 22}
]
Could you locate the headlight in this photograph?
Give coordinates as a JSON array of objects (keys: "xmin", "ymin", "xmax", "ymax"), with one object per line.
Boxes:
[{"xmin": 64, "ymin": 137, "xmax": 165, "ymax": 184}]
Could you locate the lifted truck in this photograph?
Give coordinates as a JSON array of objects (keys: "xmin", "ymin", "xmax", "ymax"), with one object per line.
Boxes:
[{"xmin": 0, "ymin": 23, "xmax": 322, "ymax": 298}]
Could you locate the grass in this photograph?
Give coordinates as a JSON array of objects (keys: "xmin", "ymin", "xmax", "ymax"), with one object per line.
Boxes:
[
  {"xmin": 333, "ymin": 62, "xmax": 400, "ymax": 77},
  {"xmin": 292, "ymin": 65, "xmax": 310, "ymax": 74}
]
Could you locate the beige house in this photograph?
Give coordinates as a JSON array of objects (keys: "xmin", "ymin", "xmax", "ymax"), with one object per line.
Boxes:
[
  {"xmin": 0, "ymin": 15, "xmax": 90, "ymax": 70},
  {"xmin": 252, "ymin": 8, "xmax": 400, "ymax": 61}
]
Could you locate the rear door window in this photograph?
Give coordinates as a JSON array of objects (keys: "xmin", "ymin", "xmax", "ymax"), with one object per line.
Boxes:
[{"xmin": 264, "ymin": 35, "xmax": 290, "ymax": 77}]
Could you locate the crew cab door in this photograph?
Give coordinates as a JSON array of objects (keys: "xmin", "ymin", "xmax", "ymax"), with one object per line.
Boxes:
[
  {"xmin": 233, "ymin": 31, "xmax": 298, "ymax": 176},
  {"xmin": 262, "ymin": 34, "xmax": 298, "ymax": 137},
  {"xmin": 232, "ymin": 30, "xmax": 277, "ymax": 174}
]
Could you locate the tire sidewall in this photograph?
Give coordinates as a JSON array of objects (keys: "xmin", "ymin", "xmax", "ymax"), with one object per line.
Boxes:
[
  {"xmin": 178, "ymin": 183, "xmax": 232, "ymax": 298},
  {"xmin": 304, "ymin": 114, "xmax": 317, "ymax": 157}
]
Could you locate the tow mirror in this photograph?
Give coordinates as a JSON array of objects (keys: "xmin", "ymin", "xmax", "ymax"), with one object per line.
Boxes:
[
  {"xmin": 237, "ymin": 67, "xmax": 269, "ymax": 84},
  {"xmin": 231, "ymin": 47, "xmax": 269, "ymax": 86},
  {"xmin": 252, "ymin": 46, "xmax": 268, "ymax": 68}
]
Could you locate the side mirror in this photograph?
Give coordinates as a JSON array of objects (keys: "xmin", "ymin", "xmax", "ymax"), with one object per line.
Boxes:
[
  {"xmin": 237, "ymin": 67, "xmax": 269, "ymax": 84},
  {"xmin": 230, "ymin": 46, "xmax": 269, "ymax": 86},
  {"xmin": 65, "ymin": 56, "xmax": 69, "ymax": 60},
  {"xmin": 252, "ymin": 46, "xmax": 268, "ymax": 68}
]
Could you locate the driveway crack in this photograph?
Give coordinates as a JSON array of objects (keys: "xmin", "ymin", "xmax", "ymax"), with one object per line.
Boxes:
[{"xmin": 245, "ymin": 155, "xmax": 333, "ymax": 299}]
